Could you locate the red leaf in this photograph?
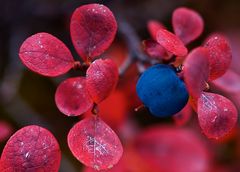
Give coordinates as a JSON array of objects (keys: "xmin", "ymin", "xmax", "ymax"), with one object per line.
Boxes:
[
  {"xmin": 156, "ymin": 29, "xmax": 188, "ymax": 56},
  {"xmin": 0, "ymin": 121, "xmax": 13, "ymax": 142},
  {"xmin": 147, "ymin": 20, "xmax": 165, "ymax": 40},
  {"xmin": 0, "ymin": 125, "xmax": 61, "ymax": 172},
  {"xmin": 198, "ymin": 92, "xmax": 238, "ymax": 139},
  {"xmin": 134, "ymin": 126, "xmax": 210, "ymax": 172},
  {"xmin": 189, "ymin": 96, "xmax": 198, "ymax": 112},
  {"xmin": 183, "ymin": 47, "xmax": 209, "ymax": 98},
  {"xmin": 142, "ymin": 40, "xmax": 170, "ymax": 60},
  {"xmin": 55, "ymin": 77, "xmax": 93, "ymax": 116},
  {"xmin": 86, "ymin": 59, "xmax": 118, "ymax": 103},
  {"xmin": 19, "ymin": 32, "xmax": 74, "ymax": 77},
  {"xmin": 228, "ymin": 33, "xmax": 240, "ymax": 75},
  {"xmin": 172, "ymin": 7, "xmax": 204, "ymax": 45},
  {"xmin": 173, "ymin": 103, "xmax": 192, "ymax": 126},
  {"xmin": 68, "ymin": 116, "xmax": 123, "ymax": 170},
  {"xmin": 212, "ymin": 70, "xmax": 240, "ymax": 94},
  {"xmin": 203, "ymin": 34, "xmax": 232, "ymax": 80},
  {"xmin": 70, "ymin": 4, "xmax": 117, "ymax": 61}
]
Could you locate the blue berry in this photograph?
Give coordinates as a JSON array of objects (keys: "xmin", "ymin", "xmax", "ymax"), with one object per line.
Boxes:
[{"xmin": 136, "ymin": 64, "xmax": 189, "ymax": 117}]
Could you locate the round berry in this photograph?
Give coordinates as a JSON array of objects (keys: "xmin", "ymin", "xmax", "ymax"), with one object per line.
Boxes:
[{"xmin": 136, "ymin": 64, "xmax": 189, "ymax": 117}]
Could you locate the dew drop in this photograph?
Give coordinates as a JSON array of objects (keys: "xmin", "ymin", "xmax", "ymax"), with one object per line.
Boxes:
[{"xmin": 25, "ymin": 152, "xmax": 30, "ymax": 158}]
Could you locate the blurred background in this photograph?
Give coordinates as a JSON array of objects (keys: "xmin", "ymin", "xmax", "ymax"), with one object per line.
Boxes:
[{"xmin": 0, "ymin": 0, "xmax": 240, "ymax": 171}]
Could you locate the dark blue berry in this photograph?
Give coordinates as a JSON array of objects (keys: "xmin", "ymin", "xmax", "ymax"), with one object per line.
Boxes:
[{"xmin": 136, "ymin": 64, "xmax": 189, "ymax": 117}]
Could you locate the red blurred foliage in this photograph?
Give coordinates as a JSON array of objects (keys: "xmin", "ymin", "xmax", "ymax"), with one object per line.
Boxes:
[
  {"xmin": 105, "ymin": 41, "xmax": 141, "ymax": 109},
  {"xmin": 173, "ymin": 102, "xmax": 192, "ymax": 126},
  {"xmin": 213, "ymin": 70, "xmax": 240, "ymax": 94},
  {"xmin": 85, "ymin": 90, "xmax": 128, "ymax": 129},
  {"xmin": 0, "ymin": 121, "xmax": 13, "ymax": 142},
  {"xmin": 105, "ymin": 42, "xmax": 128, "ymax": 67},
  {"xmin": 133, "ymin": 126, "xmax": 210, "ymax": 172}
]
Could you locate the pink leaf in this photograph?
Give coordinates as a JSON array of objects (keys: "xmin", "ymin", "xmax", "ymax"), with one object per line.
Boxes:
[
  {"xmin": 198, "ymin": 92, "xmax": 238, "ymax": 139},
  {"xmin": 0, "ymin": 121, "xmax": 13, "ymax": 142},
  {"xmin": 86, "ymin": 59, "xmax": 118, "ymax": 103},
  {"xmin": 173, "ymin": 103, "xmax": 192, "ymax": 126},
  {"xmin": 55, "ymin": 77, "xmax": 93, "ymax": 116},
  {"xmin": 212, "ymin": 70, "xmax": 240, "ymax": 94},
  {"xmin": 19, "ymin": 32, "xmax": 74, "ymax": 77},
  {"xmin": 70, "ymin": 4, "xmax": 117, "ymax": 61},
  {"xmin": 142, "ymin": 40, "xmax": 170, "ymax": 60},
  {"xmin": 147, "ymin": 20, "xmax": 165, "ymax": 40},
  {"xmin": 156, "ymin": 29, "xmax": 188, "ymax": 56},
  {"xmin": 203, "ymin": 34, "xmax": 232, "ymax": 80},
  {"xmin": 172, "ymin": 7, "xmax": 204, "ymax": 45},
  {"xmin": 68, "ymin": 116, "xmax": 123, "ymax": 170},
  {"xmin": 0, "ymin": 125, "xmax": 61, "ymax": 172},
  {"xmin": 183, "ymin": 47, "xmax": 209, "ymax": 98}
]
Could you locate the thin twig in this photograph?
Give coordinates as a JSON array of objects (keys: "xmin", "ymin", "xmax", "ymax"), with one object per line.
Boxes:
[
  {"xmin": 117, "ymin": 17, "xmax": 155, "ymax": 76},
  {"xmin": 118, "ymin": 19, "xmax": 149, "ymax": 62},
  {"xmin": 118, "ymin": 54, "xmax": 134, "ymax": 76}
]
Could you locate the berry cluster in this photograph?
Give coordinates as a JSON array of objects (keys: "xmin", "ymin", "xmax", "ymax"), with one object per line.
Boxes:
[{"xmin": 138, "ymin": 7, "xmax": 237, "ymax": 139}]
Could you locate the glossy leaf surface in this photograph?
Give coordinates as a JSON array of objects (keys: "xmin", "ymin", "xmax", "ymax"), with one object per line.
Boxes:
[
  {"xmin": 55, "ymin": 77, "xmax": 93, "ymax": 116},
  {"xmin": 172, "ymin": 7, "xmax": 204, "ymax": 45},
  {"xmin": 156, "ymin": 29, "xmax": 188, "ymax": 56},
  {"xmin": 203, "ymin": 34, "xmax": 232, "ymax": 80},
  {"xmin": 183, "ymin": 47, "xmax": 209, "ymax": 98},
  {"xmin": 0, "ymin": 125, "xmax": 61, "ymax": 172},
  {"xmin": 19, "ymin": 32, "xmax": 74, "ymax": 77},
  {"xmin": 86, "ymin": 59, "xmax": 118, "ymax": 103},
  {"xmin": 68, "ymin": 116, "xmax": 123, "ymax": 170},
  {"xmin": 70, "ymin": 4, "xmax": 117, "ymax": 61},
  {"xmin": 198, "ymin": 92, "xmax": 238, "ymax": 139}
]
